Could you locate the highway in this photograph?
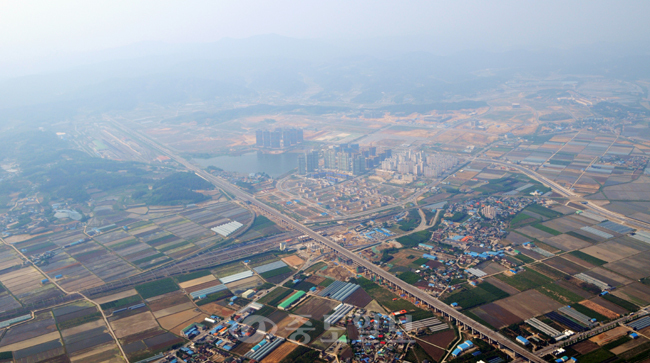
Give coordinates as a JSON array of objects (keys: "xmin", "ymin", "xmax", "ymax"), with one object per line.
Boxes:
[{"xmin": 113, "ymin": 121, "xmax": 545, "ymax": 362}]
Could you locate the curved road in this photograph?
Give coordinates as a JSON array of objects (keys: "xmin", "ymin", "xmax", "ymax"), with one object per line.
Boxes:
[{"xmin": 112, "ymin": 121, "xmax": 544, "ymax": 362}]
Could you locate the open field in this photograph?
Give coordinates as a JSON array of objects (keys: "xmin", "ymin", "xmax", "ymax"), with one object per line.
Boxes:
[
  {"xmin": 493, "ymin": 290, "xmax": 562, "ymax": 320},
  {"xmin": 157, "ymin": 309, "xmax": 200, "ymax": 330},
  {"xmin": 604, "ymin": 253, "xmax": 650, "ymax": 280},
  {"xmin": 225, "ymin": 275, "xmax": 264, "ymax": 294},
  {"xmin": 169, "ymin": 312, "xmax": 208, "ymax": 336},
  {"xmin": 484, "ymin": 277, "xmax": 520, "ymax": 295},
  {"xmin": 470, "ymin": 303, "xmax": 522, "ymax": 328},
  {"xmin": 178, "ymin": 274, "xmax": 216, "ymax": 289},
  {"xmin": 147, "ymin": 291, "xmax": 191, "ymax": 311},
  {"xmin": 544, "ymin": 257, "xmax": 588, "ymax": 275},
  {"xmin": 198, "ymin": 301, "xmax": 236, "ymax": 317},
  {"xmin": 580, "ymin": 300, "xmax": 619, "ymax": 319},
  {"xmin": 0, "ymin": 312, "xmax": 57, "ymax": 347},
  {"xmin": 292, "ymin": 297, "xmax": 338, "ymax": 320},
  {"xmin": 110, "ymin": 311, "xmax": 159, "ymax": 339},
  {"xmin": 0, "ymin": 331, "xmax": 61, "ymax": 352},
  {"xmin": 260, "ymin": 341, "xmax": 299, "ymax": 363},
  {"xmin": 542, "ymin": 234, "xmax": 592, "ymax": 251},
  {"xmin": 70, "ymin": 343, "xmax": 123, "ymax": 363},
  {"xmin": 281, "ymin": 256, "xmax": 305, "ymax": 268},
  {"xmin": 612, "ymin": 282, "xmax": 650, "ymax": 306},
  {"xmin": 152, "ymin": 302, "xmax": 195, "ymax": 319},
  {"xmin": 274, "ymin": 315, "xmax": 309, "ymax": 339},
  {"xmin": 94, "ymin": 290, "xmax": 138, "ymax": 305},
  {"xmin": 0, "ymin": 266, "xmax": 64, "ymax": 304}
]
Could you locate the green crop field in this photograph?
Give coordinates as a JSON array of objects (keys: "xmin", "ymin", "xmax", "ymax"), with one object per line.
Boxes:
[
  {"xmin": 260, "ymin": 266, "xmax": 293, "ymax": 279},
  {"xmin": 510, "ymin": 213, "xmax": 538, "ymax": 227},
  {"xmin": 536, "ymin": 283, "xmax": 583, "ymax": 304},
  {"xmin": 532, "ymin": 223, "xmax": 561, "ymax": 236},
  {"xmin": 396, "ymin": 230, "xmax": 432, "ymax": 248},
  {"xmin": 135, "ymin": 278, "xmax": 179, "ymax": 299},
  {"xmin": 258, "ymin": 287, "xmax": 294, "ymax": 305},
  {"xmin": 525, "ymin": 204, "xmax": 562, "ymax": 218},
  {"xmin": 100, "ymin": 295, "xmax": 142, "ymax": 310},
  {"xmin": 442, "ymin": 282, "xmax": 509, "ymax": 309},
  {"xmin": 398, "ymin": 271, "xmax": 421, "ymax": 284},
  {"xmin": 494, "ymin": 268, "xmax": 552, "ymax": 291},
  {"xmin": 569, "ymin": 251, "xmax": 607, "ymax": 266},
  {"xmin": 602, "ymin": 293, "xmax": 639, "ymax": 311}
]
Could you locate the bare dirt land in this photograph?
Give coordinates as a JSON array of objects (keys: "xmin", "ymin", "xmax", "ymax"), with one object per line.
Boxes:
[
  {"xmin": 274, "ymin": 315, "xmax": 309, "ymax": 339},
  {"xmin": 588, "ymin": 296, "xmax": 630, "ymax": 315},
  {"xmin": 484, "ymin": 277, "xmax": 520, "ymax": 295},
  {"xmin": 0, "ymin": 312, "xmax": 57, "ymax": 347},
  {"xmin": 292, "ymin": 297, "xmax": 338, "ymax": 320},
  {"xmin": 544, "ymin": 257, "xmax": 588, "ymax": 275},
  {"xmin": 494, "ymin": 290, "xmax": 562, "ymax": 320},
  {"xmin": 612, "ymin": 282, "xmax": 650, "ymax": 306},
  {"xmin": 580, "ymin": 242, "xmax": 638, "ymax": 263},
  {"xmin": 342, "ymin": 288, "xmax": 373, "ymax": 307},
  {"xmin": 261, "ymin": 341, "xmax": 299, "ymax": 363},
  {"xmin": 417, "ymin": 331, "xmax": 455, "ymax": 361},
  {"xmin": 178, "ymin": 275, "xmax": 216, "ymax": 289},
  {"xmin": 148, "ymin": 291, "xmax": 191, "ymax": 311},
  {"xmin": 471, "ymin": 303, "xmax": 522, "ymax": 328},
  {"xmin": 110, "ymin": 311, "xmax": 159, "ymax": 339},
  {"xmin": 157, "ymin": 309, "xmax": 200, "ymax": 330},
  {"xmin": 281, "ymin": 256, "xmax": 305, "ymax": 268},
  {"xmin": 93, "ymin": 289, "xmax": 138, "ymax": 305},
  {"xmin": 61, "ymin": 319, "xmax": 107, "ymax": 338},
  {"xmin": 589, "ymin": 326, "xmax": 628, "ymax": 345},
  {"xmin": 225, "ymin": 275, "xmax": 264, "ymax": 293},
  {"xmin": 572, "ymin": 340, "xmax": 600, "ymax": 354},
  {"xmin": 185, "ymin": 279, "xmax": 223, "ymax": 294},
  {"xmin": 363, "ymin": 300, "xmax": 388, "ymax": 314},
  {"xmin": 0, "ymin": 331, "xmax": 61, "ymax": 352},
  {"xmin": 604, "ymin": 253, "xmax": 650, "ymax": 280},
  {"xmin": 152, "ymin": 302, "xmax": 196, "ymax": 319},
  {"xmin": 305, "ymin": 275, "xmax": 326, "ymax": 285},
  {"xmin": 69, "ymin": 342, "xmax": 120, "ymax": 361},
  {"xmin": 542, "ymin": 234, "xmax": 592, "ymax": 251},
  {"xmin": 610, "ymin": 337, "xmax": 650, "ymax": 355},
  {"xmin": 542, "ymin": 218, "xmax": 586, "ymax": 233},
  {"xmin": 169, "ymin": 312, "xmax": 209, "ymax": 336},
  {"xmin": 579, "ymin": 300, "xmax": 619, "ymax": 319},
  {"xmin": 198, "ymin": 302, "xmax": 236, "ymax": 318}
]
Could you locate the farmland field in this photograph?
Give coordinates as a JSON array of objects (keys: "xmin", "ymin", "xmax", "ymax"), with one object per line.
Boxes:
[
  {"xmin": 493, "ymin": 289, "xmax": 562, "ymax": 320},
  {"xmin": 260, "ymin": 341, "xmax": 298, "ymax": 363},
  {"xmin": 135, "ymin": 278, "xmax": 179, "ymax": 299},
  {"xmin": 292, "ymin": 297, "xmax": 337, "ymax": 320},
  {"xmin": 494, "ymin": 268, "xmax": 553, "ymax": 291},
  {"xmin": 110, "ymin": 311, "xmax": 159, "ymax": 339},
  {"xmin": 470, "ymin": 303, "xmax": 522, "ymax": 328}
]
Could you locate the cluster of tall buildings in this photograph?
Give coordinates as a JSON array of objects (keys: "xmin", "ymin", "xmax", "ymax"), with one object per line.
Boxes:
[
  {"xmin": 256, "ymin": 128, "xmax": 304, "ymax": 149},
  {"xmin": 380, "ymin": 150, "xmax": 458, "ymax": 177},
  {"xmin": 297, "ymin": 143, "xmax": 392, "ymax": 176}
]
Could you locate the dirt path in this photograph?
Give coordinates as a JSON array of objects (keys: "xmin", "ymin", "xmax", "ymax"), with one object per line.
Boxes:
[{"xmin": 1, "ymin": 238, "xmax": 130, "ymax": 363}]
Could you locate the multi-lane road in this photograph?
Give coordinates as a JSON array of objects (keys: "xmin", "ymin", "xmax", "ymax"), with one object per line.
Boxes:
[{"xmin": 114, "ymin": 121, "xmax": 545, "ymax": 362}]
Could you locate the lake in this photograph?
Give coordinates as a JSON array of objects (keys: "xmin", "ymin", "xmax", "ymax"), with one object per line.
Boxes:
[{"xmin": 193, "ymin": 152, "xmax": 299, "ymax": 177}]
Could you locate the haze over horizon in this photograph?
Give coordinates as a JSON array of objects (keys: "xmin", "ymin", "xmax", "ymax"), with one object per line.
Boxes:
[{"xmin": 2, "ymin": 0, "xmax": 650, "ymax": 78}]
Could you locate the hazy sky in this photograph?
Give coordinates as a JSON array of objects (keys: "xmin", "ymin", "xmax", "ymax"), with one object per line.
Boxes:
[{"xmin": 1, "ymin": 1, "xmax": 649, "ymax": 62}]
